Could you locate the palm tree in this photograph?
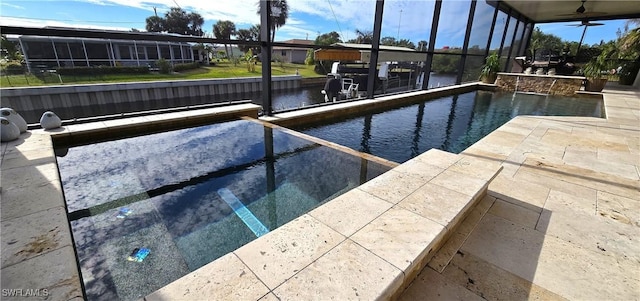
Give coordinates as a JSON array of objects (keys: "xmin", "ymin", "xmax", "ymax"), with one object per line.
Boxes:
[
  {"xmin": 349, "ymin": 29, "xmax": 373, "ymax": 44},
  {"xmin": 193, "ymin": 43, "xmax": 214, "ymax": 63},
  {"xmin": 257, "ymin": 0, "xmax": 288, "ymax": 42},
  {"xmin": 213, "ymin": 20, "xmax": 237, "ymax": 60},
  {"xmin": 187, "ymin": 13, "xmax": 205, "ymax": 36}
]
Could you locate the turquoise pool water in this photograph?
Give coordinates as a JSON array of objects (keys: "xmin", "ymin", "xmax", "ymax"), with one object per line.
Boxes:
[
  {"xmin": 299, "ymin": 91, "xmax": 603, "ymax": 163},
  {"xmin": 56, "ymin": 119, "xmax": 390, "ymax": 300}
]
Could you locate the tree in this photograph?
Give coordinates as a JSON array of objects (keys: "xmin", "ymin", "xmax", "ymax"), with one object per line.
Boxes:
[
  {"xmin": 187, "ymin": 12, "xmax": 205, "ymax": 36},
  {"xmin": 614, "ymin": 22, "xmax": 640, "ymax": 84},
  {"xmin": 145, "ymin": 15, "xmax": 164, "ymax": 32},
  {"xmin": 396, "ymin": 39, "xmax": 415, "ymax": 49},
  {"xmin": 213, "ymin": 20, "xmax": 237, "ymax": 60},
  {"xmin": 527, "ymin": 27, "xmax": 563, "ymax": 58},
  {"xmin": 256, "ymin": 0, "xmax": 289, "ymax": 42},
  {"xmin": 145, "ymin": 7, "xmax": 204, "ymax": 36},
  {"xmin": 416, "ymin": 40, "xmax": 428, "ymax": 51},
  {"xmin": 1, "ymin": 35, "xmax": 21, "ymax": 61},
  {"xmin": 305, "ymin": 49, "xmax": 315, "ymax": 65},
  {"xmin": 347, "ymin": 29, "xmax": 373, "ymax": 44},
  {"xmin": 236, "ymin": 29, "xmax": 254, "ymax": 53},
  {"xmin": 193, "ymin": 43, "xmax": 215, "ymax": 62},
  {"xmin": 237, "ymin": 25, "xmax": 260, "ymax": 53},
  {"xmin": 380, "ymin": 36, "xmax": 414, "ymax": 49},
  {"xmin": 315, "ymin": 31, "xmax": 341, "ymax": 46},
  {"xmin": 380, "ymin": 36, "xmax": 397, "ymax": 46}
]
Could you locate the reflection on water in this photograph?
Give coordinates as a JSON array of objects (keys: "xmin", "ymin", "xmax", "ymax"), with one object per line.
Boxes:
[
  {"xmin": 299, "ymin": 91, "xmax": 603, "ymax": 163},
  {"xmin": 18, "ymin": 88, "xmax": 327, "ymax": 123},
  {"xmin": 57, "ymin": 120, "xmax": 390, "ymax": 300},
  {"xmin": 19, "ymin": 74, "xmax": 458, "ymax": 124}
]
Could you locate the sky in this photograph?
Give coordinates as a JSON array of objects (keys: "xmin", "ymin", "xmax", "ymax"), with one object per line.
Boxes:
[{"xmin": 0, "ymin": 0, "xmax": 632, "ymax": 47}]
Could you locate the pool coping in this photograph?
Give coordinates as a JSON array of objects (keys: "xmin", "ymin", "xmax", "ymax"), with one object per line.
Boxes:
[{"xmin": 262, "ymin": 82, "xmax": 491, "ymax": 128}]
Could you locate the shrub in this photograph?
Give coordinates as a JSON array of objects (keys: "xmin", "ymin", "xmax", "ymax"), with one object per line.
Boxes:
[
  {"xmin": 1, "ymin": 62, "xmax": 25, "ymax": 75},
  {"xmin": 55, "ymin": 66, "xmax": 149, "ymax": 76},
  {"xmin": 305, "ymin": 49, "xmax": 315, "ymax": 66},
  {"xmin": 156, "ymin": 58, "xmax": 172, "ymax": 74},
  {"xmin": 173, "ymin": 62, "xmax": 200, "ymax": 72}
]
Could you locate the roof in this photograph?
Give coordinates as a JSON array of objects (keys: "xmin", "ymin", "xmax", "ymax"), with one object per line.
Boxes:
[
  {"xmin": 280, "ymin": 39, "xmax": 314, "ymax": 45},
  {"xmin": 333, "ymin": 43, "xmax": 417, "ymax": 52},
  {"xmin": 314, "ymin": 43, "xmax": 424, "ymax": 62},
  {"xmin": 273, "ymin": 39, "xmax": 314, "ymax": 50}
]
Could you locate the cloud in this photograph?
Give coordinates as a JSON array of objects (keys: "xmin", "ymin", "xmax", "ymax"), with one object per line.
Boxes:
[
  {"xmin": 1, "ymin": 2, "xmax": 25, "ymax": 9},
  {"xmin": 0, "ymin": 16, "xmax": 138, "ymax": 31}
]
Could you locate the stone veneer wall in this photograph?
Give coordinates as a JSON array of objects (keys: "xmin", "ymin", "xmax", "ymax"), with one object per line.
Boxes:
[{"xmin": 495, "ymin": 73, "xmax": 585, "ymax": 96}]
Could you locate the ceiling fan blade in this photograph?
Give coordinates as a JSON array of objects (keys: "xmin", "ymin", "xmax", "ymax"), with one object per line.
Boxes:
[
  {"xmin": 556, "ymin": 11, "xmax": 608, "ymax": 17},
  {"xmin": 557, "ymin": 12, "xmax": 581, "ymax": 16},
  {"xmin": 587, "ymin": 23, "xmax": 605, "ymax": 26}
]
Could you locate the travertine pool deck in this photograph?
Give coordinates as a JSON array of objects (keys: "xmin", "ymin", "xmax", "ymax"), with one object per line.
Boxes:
[
  {"xmin": 400, "ymin": 83, "xmax": 640, "ymax": 300},
  {"xmin": 1, "ymin": 83, "xmax": 638, "ymax": 300}
]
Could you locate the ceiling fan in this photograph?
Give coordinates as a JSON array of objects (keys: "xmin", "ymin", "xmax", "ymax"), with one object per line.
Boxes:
[
  {"xmin": 568, "ymin": 19, "xmax": 605, "ymax": 57},
  {"xmin": 557, "ymin": 0, "xmax": 607, "ymax": 18},
  {"xmin": 567, "ymin": 20, "xmax": 605, "ymax": 27}
]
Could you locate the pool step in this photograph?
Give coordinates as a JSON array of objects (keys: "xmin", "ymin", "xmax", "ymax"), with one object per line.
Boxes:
[{"xmin": 145, "ymin": 148, "xmax": 503, "ymax": 300}]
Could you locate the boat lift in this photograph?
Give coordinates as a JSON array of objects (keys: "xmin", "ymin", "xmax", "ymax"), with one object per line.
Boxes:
[
  {"xmin": 321, "ymin": 62, "xmax": 365, "ymax": 102},
  {"xmin": 316, "ymin": 43, "xmax": 426, "ymax": 100}
]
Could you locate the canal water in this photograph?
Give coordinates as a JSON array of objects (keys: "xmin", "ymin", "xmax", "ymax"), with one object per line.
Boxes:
[{"xmin": 17, "ymin": 74, "xmax": 457, "ymax": 123}]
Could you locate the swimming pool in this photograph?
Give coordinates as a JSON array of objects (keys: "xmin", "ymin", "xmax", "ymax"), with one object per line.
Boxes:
[
  {"xmin": 56, "ymin": 119, "xmax": 390, "ymax": 300},
  {"xmin": 298, "ymin": 91, "xmax": 603, "ymax": 163}
]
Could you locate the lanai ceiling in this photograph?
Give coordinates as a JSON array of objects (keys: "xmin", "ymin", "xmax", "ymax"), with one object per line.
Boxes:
[{"xmin": 502, "ymin": 0, "xmax": 640, "ymax": 23}]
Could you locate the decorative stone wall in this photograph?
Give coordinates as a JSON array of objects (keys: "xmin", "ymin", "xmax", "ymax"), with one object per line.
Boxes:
[{"xmin": 495, "ymin": 73, "xmax": 585, "ymax": 96}]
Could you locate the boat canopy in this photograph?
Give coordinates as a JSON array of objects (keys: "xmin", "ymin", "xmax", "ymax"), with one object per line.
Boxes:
[{"xmin": 314, "ymin": 43, "xmax": 425, "ymax": 62}]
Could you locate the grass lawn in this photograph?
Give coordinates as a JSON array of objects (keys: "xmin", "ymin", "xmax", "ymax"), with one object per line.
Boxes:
[{"xmin": 0, "ymin": 61, "xmax": 321, "ymax": 88}]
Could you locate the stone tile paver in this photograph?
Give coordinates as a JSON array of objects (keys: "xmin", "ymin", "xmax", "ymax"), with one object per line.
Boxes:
[
  {"xmin": 145, "ymin": 253, "xmax": 269, "ymax": 301},
  {"xmin": 357, "ymin": 170, "xmax": 426, "ymax": 204},
  {"xmin": 392, "ymin": 158, "xmax": 444, "ymax": 183},
  {"xmin": 350, "ymin": 206, "xmax": 445, "ymax": 273},
  {"xmin": 233, "ymin": 214, "xmax": 345, "ymax": 289},
  {"xmin": 441, "ymin": 250, "xmax": 567, "ymax": 301},
  {"xmin": 538, "ymin": 190, "xmax": 640, "ymax": 263},
  {"xmin": 430, "ymin": 170, "xmax": 488, "ymax": 199},
  {"xmin": 1, "ymin": 246, "xmax": 83, "ymax": 301},
  {"xmin": 488, "ymin": 173, "xmax": 550, "ymax": 213},
  {"xmin": 0, "ymin": 180, "xmax": 65, "ymax": 221},
  {"xmin": 412, "ymin": 148, "xmax": 459, "ymax": 169},
  {"xmin": 1, "ymin": 162, "xmax": 59, "ymax": 190},
  {"xmin": 460, "ymin": 213, "xmax": 640, "ymax": 300},
  {"xmin": 398, "ymin": 182, "xmax": 474, "ymax": 229},
  {"xmin": 427, "ymin": 195, "xmax": 496, "ymax": 273},
  {"xmin": 488, "ymin": 199, "xmax": 541, "ymax": 229},
  {"xmin": 399, "ymin": 266, "xmax": 485, "ymax": 301},
  {"xmin": 1, "ymin": 207, "xmax": 72, "ymax": 268},
  {"xmin": 597, "ymin": 190, "xmax": 640, "ymax": 227},
  {"xmin": 0, "ymin": 148, "xmax": 56, "ymax": 170},
  {"xmin": 308, "ymin": 189, "xmax": 392, "ymax": 237},
  {"xmin": 272, "ymin": 239, "xmax": 403, "ymax": 301}
]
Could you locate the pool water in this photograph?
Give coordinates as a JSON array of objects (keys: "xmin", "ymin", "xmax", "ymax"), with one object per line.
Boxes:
[
  {"xmin": 56, "ymin": 119, "xmax": 390, "ymax": 301},
  {"xmin": 299, "ymin": 91, "xmax": 603, "ymax": 163}
]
